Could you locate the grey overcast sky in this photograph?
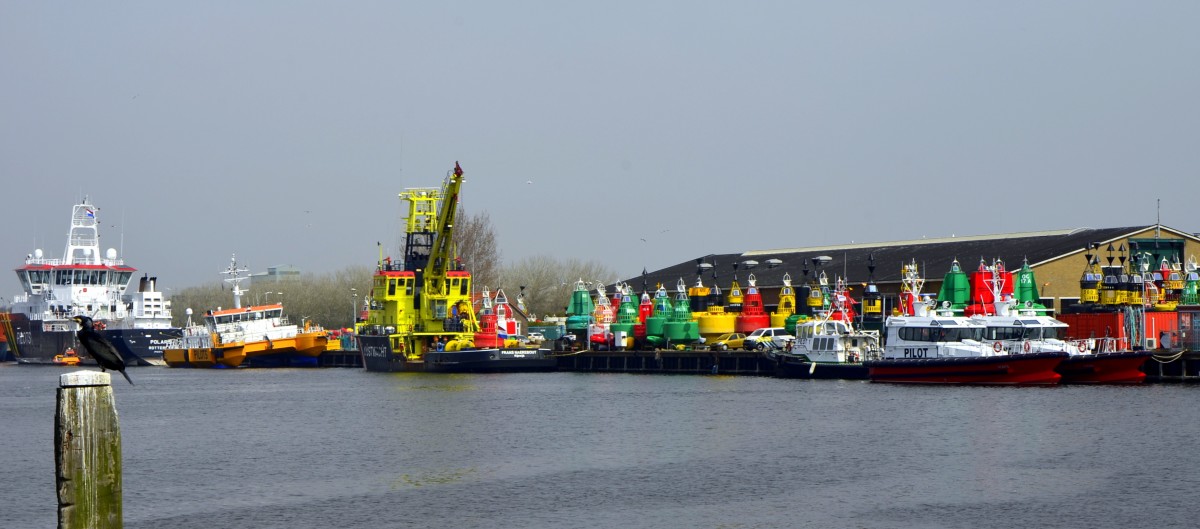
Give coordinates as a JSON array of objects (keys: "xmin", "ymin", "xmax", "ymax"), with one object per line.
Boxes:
[{"xmin": 3, "ymin": 1, "xmax": 1198, "ymax": 293}]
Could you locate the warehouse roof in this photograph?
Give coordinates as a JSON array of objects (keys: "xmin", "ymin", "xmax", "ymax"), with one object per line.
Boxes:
[{"xmin": 626, "ymin": 225, "xmax": 1196, "ymax": 291}]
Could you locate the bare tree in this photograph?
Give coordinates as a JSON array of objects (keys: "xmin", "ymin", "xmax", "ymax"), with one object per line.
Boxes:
[
  {"xmin": 171, "ymin": 265, "xmax": 374, "ymax": 329},
  {"xmin": 453, "ymin": 208, "xmax": 501, "ymax": 291},
  {"xmin": 500, "ymin": 255, "xmax": 619, "ymax": 318}
]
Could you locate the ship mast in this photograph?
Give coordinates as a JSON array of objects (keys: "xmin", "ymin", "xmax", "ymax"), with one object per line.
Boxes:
[
  {"xmin": 64, "ymin": 197, "xmax": 103, "ymax": 265},
  {"xmin": 222, "ymin": 254, "xmax": 250, "ymax": 309}
]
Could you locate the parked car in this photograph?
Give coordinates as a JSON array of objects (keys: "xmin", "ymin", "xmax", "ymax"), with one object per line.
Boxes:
[
  {"xmin": 744, "ymin": 327, "xmax": 795, "ymax": 351},
  {"xmin": 708, "ymin": 332, "xmax": 748, "ymax": 351},
  {"xmin": 527, "ymin": 331, "xmax": 545, "ymax": 343}
]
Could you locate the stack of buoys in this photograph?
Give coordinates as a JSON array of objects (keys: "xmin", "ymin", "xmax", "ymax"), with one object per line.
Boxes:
[
  {"xmin": 825, "ymin": 278, "xmax": 860, "ymax": 323},
  {"xmin": 609, "ymin": 285, "xmax": 642, "ymax": 349},
  {"xmin": 565, "ymin": 279, "xmax": 595, "ymax": 341},
  {"xmin": 590, "ymin": 284, "xmax": 615, "ymax": 347},
  {"xmin": 1182, "ymin": 257, "xmax": 1200, "ymax": 305},
  {"xmin": 688, "ymin": 277, "xmax": 711, "ymax": 317},
  {"xmin": 663, "ymin": 279, "xmax": 700, "ymax": 345},
  {"xmin": 806, "ymin": 271, "xmax": 829, "ymax": 315},
  {"xmin": 935, "ymin": 259, "xmax": 970, "ymax": 315},
  {"xmin": 473, "ymin": 285, "xmax": 503, "ymax": 348},
  {"xmin": 638, "ymin": 290, "xmax": 654, "ymax": 323},
  {"xmin": 696, "ymin": 279, "xmax": 736, "ymax": 339},
  {"xmin": 493, "ymin": 288, "xmax": 518, "ymax": 337},
  {"xmin": 735, "ymin": 273, "xmax": 770, "ymax": 333},
  {"xmin": 963, "ymin": 259, "xmax": 1013, "ymax": 317},
  {"xmin": 643, "ymin": 286, "xmax": 671, "ymax": 348},
  {"xmin": 1012, "ymin": 260, "xmax": 1051, "ymax": 314},
  {"xmin": 770, "ymin": 273, "xmax": 796, "ymax": 329}
]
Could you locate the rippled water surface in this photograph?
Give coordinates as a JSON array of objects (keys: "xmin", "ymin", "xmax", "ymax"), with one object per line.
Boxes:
[{"xmin": 3, "ymin": 364, "xmax": 1199, "ymax": 528}]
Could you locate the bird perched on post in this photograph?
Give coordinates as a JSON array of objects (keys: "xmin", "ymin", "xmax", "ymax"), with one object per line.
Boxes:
[{"xmin": 71, "ymin": 315, "xmax": 133, "ymax": 385}]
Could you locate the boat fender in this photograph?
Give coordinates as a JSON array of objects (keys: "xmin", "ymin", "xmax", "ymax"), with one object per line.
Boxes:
[
  {"xmin": 992, "ymin": 342, "xmax": 1003, "ymax": 353},
  {"xmin": 1022, "ymin": 341, "xmax": 1031, "ymax": 353}
]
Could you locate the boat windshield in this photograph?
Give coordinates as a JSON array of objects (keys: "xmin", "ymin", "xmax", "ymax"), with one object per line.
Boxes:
[
  {"xmin": 897, "ymin": 326, "xmax": 984, "ymax": 342},
  {"xmin": 985, "ymin": 325, "xmax": 1064, "ymax": 340}
]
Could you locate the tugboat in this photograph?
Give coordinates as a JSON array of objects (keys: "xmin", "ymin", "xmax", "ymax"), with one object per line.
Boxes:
[
  {"xmin": 162, "ymin": 254, "xmax": 328, "ymax": 368},
  {"xmin": 939, "ymin": 258, "xmax": 1149, "ymax": 384},
  {"xmin": 4, "ymin": 197, "xmax": 181, "ymax": 366},
  {"xmin": 774, "ymin": 276, "xmax": 882, "ymax": 380},
  {"xmin": 864, "ymin": 261, "xmax": 1067, "ymax": 385},
  {"xmin": 52, "ymin": 347, "xmax": 82, "ymax": 366},
  {"xmin": 354, "ymin": 162, "xmax": 555, "ymax": 372}
]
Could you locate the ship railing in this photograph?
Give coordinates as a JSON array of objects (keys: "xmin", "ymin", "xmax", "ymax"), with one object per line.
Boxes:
[
  {"xmin": 1087, "ymin": 337, "xmax": 1130, "ymax": 354},
  {"xmin": 217, "ymin": 327, "xmax": 301, "ymax": 344},
  {"xmin": 25, "ymin": 255, "xmax": 126, "ymax": 267},
  {"xmin": 165, "ymin": 333, "xmax": 215, "ymax": 349},
  {"xmin": 43, "ymin": 322, "xmax": 74, "ymax": 332}
]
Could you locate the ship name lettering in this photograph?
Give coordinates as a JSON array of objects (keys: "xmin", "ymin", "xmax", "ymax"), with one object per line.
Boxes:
[{"xmin": 903, "ymin": 348, "xmax": 928, "ymax": 358}]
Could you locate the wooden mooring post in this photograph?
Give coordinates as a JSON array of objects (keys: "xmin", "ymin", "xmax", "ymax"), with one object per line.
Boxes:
[{"xmin": 56, "ymin": 371, "xmax": 122, "ymax": 529}]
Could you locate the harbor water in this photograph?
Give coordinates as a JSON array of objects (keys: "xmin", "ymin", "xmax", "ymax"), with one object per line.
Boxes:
[{"xmin": 3, "ymin": 364, "xmax": 1198, "ymax": 528}]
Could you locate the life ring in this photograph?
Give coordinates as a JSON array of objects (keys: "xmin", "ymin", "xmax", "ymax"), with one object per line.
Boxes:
[
  {"xmin": 993, "ymin": 342, "xmax": 1003, "ymax": 353},
  {"xmin": 1076, "ymin": 341, "xmax": 1087, "ymax": 353},
  {"xmin": 1022, "ymin": 341, "xmax": 1031, "ymax": 353}
]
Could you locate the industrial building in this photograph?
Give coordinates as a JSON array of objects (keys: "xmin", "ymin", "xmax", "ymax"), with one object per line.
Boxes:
[{"xmin": 631, "ymin": 225, "xmax": 1200, "ymax": 316}]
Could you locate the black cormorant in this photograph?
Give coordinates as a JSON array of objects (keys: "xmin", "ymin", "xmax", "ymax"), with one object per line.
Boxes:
[{"xmin": 72, "ymin": 315, "xmax": 133, "ymax": 385}]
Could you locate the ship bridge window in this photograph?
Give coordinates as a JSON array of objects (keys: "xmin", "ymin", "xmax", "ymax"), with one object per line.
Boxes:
[
  {"xmin": 900, "ymin": 327, "xmax": 983, "ymax": 342},
  {"xmin": 986, "ymin": 327, "xmax": 1023, "ymax": 340},
  {"xmin": 389, "ymin": 279, "xmax": 397, "ymax": 296},
  {"xmin": 460, "ymin": 278, "xmax": 469, "ymax": 296},
  {"xmin": 405, "ymin": 278, "xmax": 413, "ymax": 295}
]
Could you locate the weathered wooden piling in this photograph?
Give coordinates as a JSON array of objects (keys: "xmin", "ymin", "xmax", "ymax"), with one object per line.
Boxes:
[{"xmin": 55, "ymin": 371, "xmax": 122, "ymax": 529}]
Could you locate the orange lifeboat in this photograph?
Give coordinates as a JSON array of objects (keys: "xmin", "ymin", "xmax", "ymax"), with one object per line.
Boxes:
[{"xmin": 53, "ymin": 348, "xmax": 82, "ymax": 366}]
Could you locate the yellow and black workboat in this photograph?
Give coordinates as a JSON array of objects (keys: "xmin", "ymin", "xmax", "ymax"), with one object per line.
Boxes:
[{"xmin": 355, "ymin": 162, "xmax": 554, "ymax": 373}]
